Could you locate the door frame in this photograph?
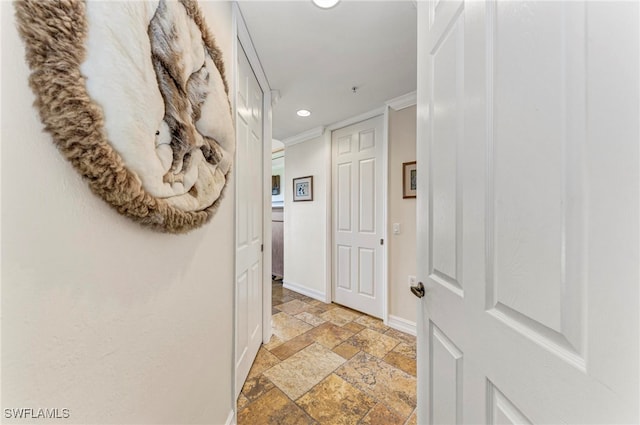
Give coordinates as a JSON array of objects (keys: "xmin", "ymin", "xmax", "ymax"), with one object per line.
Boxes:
[
  {"xmin": 231, "ymin": 0, "xmax": 273, "ymax": 407},
  {"xmin": 384, "ymin": 92, "xmax": 418, "ymax": 334}
]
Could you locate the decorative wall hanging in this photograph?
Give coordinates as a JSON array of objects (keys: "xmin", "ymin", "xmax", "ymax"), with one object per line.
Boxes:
[
  {"xmin": 272, "ymin": 175, "xmax": 281, "ymax": 196},
  {"xmin": 14, "ymin": 0, "xmax": 235, "ymax": 233},
  {"xmin": 293, "ymin": 176, "xmax": 313, "ymax": 202},
  {"xmin": 402, "ymin": 161, "xmax": 417, "ymax": 199}
]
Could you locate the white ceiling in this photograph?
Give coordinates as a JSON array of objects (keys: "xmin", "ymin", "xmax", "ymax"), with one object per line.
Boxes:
[{"xmin": 237, "ymin": 1, "xmax": 417, "ymax": 141}]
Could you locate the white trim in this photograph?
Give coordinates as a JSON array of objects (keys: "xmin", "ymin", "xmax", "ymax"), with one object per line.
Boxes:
[
  {"xmin": 271, "ymin": 89, "xmax": 281, "ymax": 106},
  {"xmin": 230, "ymin": 2, "xmax": 239, "ymax": 407},
  {"xmin": 225, "ymin": 409, "xmax": 236, "ymax": 425},
  {"xmin": 233, "ymin": 3, "xmax": 270, "ymax": 92},
  {"xmin": 386, "ymin": 91, "xmax": 417, "ymax": 111},
  {"xmin": 282, "ymin": 106, "xmax": 388, "ymax": 148},
  {"xmin": 283, "ymin": 281, "xmax": 327, "ymax": 303},
  {"xmin": 382, "ymin": 105, "xmax": 390, "ymax": 325},
  {"xmin": 326, "ymin": 106, "xmax": 386, "ymax": 131},
  {"xmin": 323, "ymin": 130, "xmax": 333, "ymax": 305},
  {"xmin": 282, "ymin": 126, "xmax": 325, "ymax": 147},
  {"xmin": 387, "ymin": 315, "xmax": 417, "ymax": 336},
  {"xmin": 262, "ymin": 90, "xmax": 273, "ymax": 345}
]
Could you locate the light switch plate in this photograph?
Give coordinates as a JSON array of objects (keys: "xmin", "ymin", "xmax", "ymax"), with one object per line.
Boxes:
[
  {"xmin": 393, "ymin": 223, "xmax": 401, "ymax": 235},
  {"xmin": 408, "ymin": 275, "xmax": 417, "ymax": 288}
]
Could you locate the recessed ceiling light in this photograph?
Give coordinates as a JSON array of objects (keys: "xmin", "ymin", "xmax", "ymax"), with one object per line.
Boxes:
[
  {"xmin": 312, "ymin": 0, "xmax": 340, "ymax": 9},
  {"xmin": 297, "ymin": 109, "xmax": 311, "ymax": 117}
]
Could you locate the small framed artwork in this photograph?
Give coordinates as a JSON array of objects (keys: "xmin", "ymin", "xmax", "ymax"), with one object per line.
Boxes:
[
  {"xmin": 272, "ymin": 175, "xmax": 281, "ymax": 195},
  {"xmin": 403, "ymin": 161, "xmax": 417, "ymax": 198},
  {"xmin": 293, "ymin": 176, "xmax": 313, "ymax": 201}
]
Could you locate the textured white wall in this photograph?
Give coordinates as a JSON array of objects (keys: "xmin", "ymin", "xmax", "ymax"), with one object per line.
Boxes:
[
  {"xmin": 388, "ymin": 106, "xmax": 418, "ymax": 324},
  {"xmin": 283, "ymin": 134, "xmax": 331, "ymax": 299},
  {"xmin": 1, "ymin": 2, "xmax": 235, "ymax": 424}
]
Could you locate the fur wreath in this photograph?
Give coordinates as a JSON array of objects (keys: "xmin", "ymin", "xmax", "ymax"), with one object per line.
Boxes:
[{"xmin": 14, "ymin": 0, "xmax": 235, "ymax": 233}]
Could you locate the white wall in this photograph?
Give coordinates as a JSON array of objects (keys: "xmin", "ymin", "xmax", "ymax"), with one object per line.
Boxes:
[
  {"xmin": 283, "ymin": 134, "xmax": 331, "ymax": 301},
  {"xmin": 1, "ymin": 2, "xmax": 235, "ymax": 424},
  {"xmin": 388, "ymin": 106, "xmax": 418, "ymax": 326}
]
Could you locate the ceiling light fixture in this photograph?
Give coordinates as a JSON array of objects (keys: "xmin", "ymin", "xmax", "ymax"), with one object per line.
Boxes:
[
  {"xmin": 297, "ymin": 109, "xmax": 311, "ymax": 117},
  {"xmin": 312, "ymin": 0, "xmax": 340, "ymax": 9}
]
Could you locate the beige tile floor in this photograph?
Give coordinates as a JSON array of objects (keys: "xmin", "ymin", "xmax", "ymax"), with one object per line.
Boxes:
[{"xmin": 237, "ymin": 281, "xmax": 417, "ymax": 425}]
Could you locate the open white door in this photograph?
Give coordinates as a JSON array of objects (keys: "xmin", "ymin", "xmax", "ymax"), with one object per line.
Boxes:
[
  {"xmin": 235, "ymin": 41, "xmax": 264, "ymax": 398},
  {"xmin": 332, "ymin": 116, "xmax": 385, "ymax": 318},
  {"xmin": 416, "ymin": 1, "xmax": 638, "ymax": 423}
]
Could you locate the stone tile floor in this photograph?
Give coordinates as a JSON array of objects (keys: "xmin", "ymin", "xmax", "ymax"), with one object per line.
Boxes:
[{"xmin": 237, "ymin": 281, "xmax": 417, "ymax": 425}]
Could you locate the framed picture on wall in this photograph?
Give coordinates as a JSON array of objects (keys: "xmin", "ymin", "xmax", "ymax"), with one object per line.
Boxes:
[
  {"xmin": 293, "ymin": 176, "xmax": 313, "ymax": 201},
  {"xmin": 403, "ymin": 161, "xmax": 417, "ymax": 198},
  {"xmin": 272, "ymin": 175, "xmax": 281, "ymax": 195}
]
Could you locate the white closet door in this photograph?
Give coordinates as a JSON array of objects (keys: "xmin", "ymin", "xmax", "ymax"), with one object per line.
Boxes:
[
  {"xmin": 332, "ymin": 116, "xmax": 384, "ymax": 318},
  {"xmin": 235, "ymin": 42, "xmax": 264, "ymax": 398}
]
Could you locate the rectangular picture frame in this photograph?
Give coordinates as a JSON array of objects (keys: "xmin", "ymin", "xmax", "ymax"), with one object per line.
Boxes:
[
  {"xmin": 272, "ymin": 175, "xmax": 281, "ymax": 195},
  {"xmin": 293, "ymin": 175, "xmax": 313, "ymax": 202},
  {"xmin": 403, "ymin": 161, "xmax": 417, "ymax": 199}
]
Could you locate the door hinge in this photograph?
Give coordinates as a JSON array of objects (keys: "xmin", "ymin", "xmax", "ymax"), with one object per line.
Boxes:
[
  {"xmin": 261, "ymin": 244, "xmax": 264, "ymax": 252},
  {"xmin": 380, "ymin": 238, "xmax": 384, "ymax": 246}
]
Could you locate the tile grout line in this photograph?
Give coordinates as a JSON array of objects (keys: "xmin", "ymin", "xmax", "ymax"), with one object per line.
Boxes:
[{"xmin": 238, "ymin": 282, "xmax": 416, "ymax": 424}]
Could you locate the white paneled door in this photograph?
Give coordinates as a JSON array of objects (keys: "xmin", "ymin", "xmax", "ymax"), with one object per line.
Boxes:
[
  {"xmin": 417, "ymin": 1, "xmax": 638, "ymax": 424},
  {"xmin": 235, "ymin": 42, "xmax": 263, "ymax": 398},
  {"xmin": 332, "ymin": 116, "xmax": 384, "ymax": 318}
]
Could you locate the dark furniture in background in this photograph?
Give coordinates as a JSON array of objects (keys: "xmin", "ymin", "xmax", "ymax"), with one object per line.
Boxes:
[{"xmin": 272, "ymin": 207, "xmax": 284, "ymax": 279}]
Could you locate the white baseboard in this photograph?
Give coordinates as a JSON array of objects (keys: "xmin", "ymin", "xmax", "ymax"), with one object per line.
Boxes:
[
  {"xmin": 387, "ymin": 315, "xmax": 417, "ymax": 336},
  {"xmin": 283, "ymin": 281, "xmax": 326, "ymax": 303},
  {"xmin": 225, "ymin": 409, "xmax": 235, "ymax": 425}
]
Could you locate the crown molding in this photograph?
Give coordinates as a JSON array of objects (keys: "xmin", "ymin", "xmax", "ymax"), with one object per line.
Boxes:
[
  {"xmin": 282, "ymin": 126, "xmax": 326, "ymax": 147},
  {"xmin": 386, "ymin": 91, "xmax": 417, "ymax": 111},
  {"xmin": 282, "ymin": 94, "xmax": 415, "ymax": 146},
  {"xmin": 326, "ymin": 106, "xmax": 386, "ymax": 131}
]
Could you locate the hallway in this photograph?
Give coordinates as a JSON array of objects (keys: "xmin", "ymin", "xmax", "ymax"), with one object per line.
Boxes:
[{"xmin": 237, "ymin": 282, "xmax": 417, "ymax": 425}]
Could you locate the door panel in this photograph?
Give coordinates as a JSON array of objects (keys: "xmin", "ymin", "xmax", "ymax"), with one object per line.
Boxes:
[
  {"xmin": 332, "ymin": 116, "xmax": 384, "ymax": 318},
  {"xmin": 337, "ymin": 245, "xmax": 351, "ymax": 290},
  {"xmin": 237, "ymin": 271, "xmax": 248, "ymax": 357},
  {"xmin": 430, "ymin": 321, "xmax": 463, "ymax": 425},
  {"xmin": 429, "ymin": 3, "xmax": 463, "ymax": 297},
  {"xmin": 486, "ymin": 382, "xmax": 532, "ymax": 425},
  {"xmin": 358, "ymin": 248, "xmax": 375, "ymax": 296},
  {"xmin": 338, "ymin": 163, "xmax": 352, "ymax": 231},
  {"xmin": 359, "ymin": 159, "xmax": 376, "ymax": 233},
  {"xmin": 417, "ymin": 1, "xmax": 638, "ymax": 424},
  {"xmin": 235, "ymin": 42, "xmax": 263, "ymax": 398},
  {"xmin": 489, "ymin": 1, "xmax": 586, "ymax": 356}
]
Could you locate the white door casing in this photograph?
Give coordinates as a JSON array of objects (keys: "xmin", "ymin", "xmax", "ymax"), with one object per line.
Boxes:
[
  {"xmin": 332, "ymin": 116, "xmax": 385, "ymax": 318},
  {"xmin": 235, "ymin": 42, "xmax": 264, "ymax": 398},
  {"xmin": 417, "ymin": 1, "xmax": 638, "ymax": 424}
]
